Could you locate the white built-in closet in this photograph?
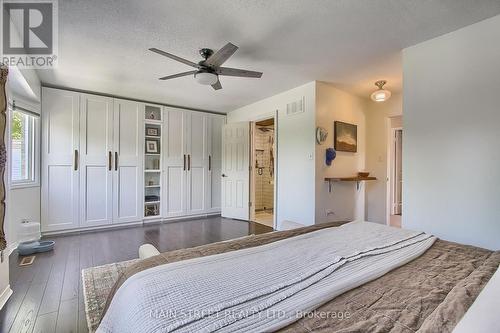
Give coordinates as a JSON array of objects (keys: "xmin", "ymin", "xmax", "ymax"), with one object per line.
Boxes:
[{"xmin": 41, "ymin": 87, "xmax": 224, "ymax": 233}]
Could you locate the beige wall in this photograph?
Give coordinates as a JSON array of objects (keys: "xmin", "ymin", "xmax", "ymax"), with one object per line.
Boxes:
[
  {"xmin": 315, "ymin": 82, "xmax": 368, "ymax": 223},
  {"xmin": 364, "ymin": 94, "xmax": 403, "ymax": 224},
  {"xmin": 228, "ymin": 80, "xmax": 398, "ymax": 228}
]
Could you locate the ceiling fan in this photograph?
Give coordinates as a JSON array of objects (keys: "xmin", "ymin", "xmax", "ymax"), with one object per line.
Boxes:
[{"xmin": 149, "ymin": 42, "xmax": 263, "ymax": 90}]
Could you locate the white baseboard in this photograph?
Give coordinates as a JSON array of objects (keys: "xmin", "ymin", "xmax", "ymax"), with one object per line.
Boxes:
[
  {"xmin": 42, "ymin": 221, "xmax": 143, "ymax": 236},
  {"xmin": 41, "ymin": 212, "xmax": 222, "ymax": 236},
  {"xmin": 156, "ymin": 213, "xmax": 221, "ymax": 224},
  {"xmin": 0, "ymin": 285, "xmax": 13, "ymax": 310}
]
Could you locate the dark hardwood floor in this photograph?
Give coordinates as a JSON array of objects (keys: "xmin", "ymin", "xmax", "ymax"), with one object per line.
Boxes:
[{"xmin": 0, "ymin": 217, "xmax": 272, "ymax": 333}]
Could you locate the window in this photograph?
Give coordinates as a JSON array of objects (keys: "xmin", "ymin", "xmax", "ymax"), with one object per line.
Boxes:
[{"xmin": 10, "ymin": 110, "xmax": 36, "ymax": 185}]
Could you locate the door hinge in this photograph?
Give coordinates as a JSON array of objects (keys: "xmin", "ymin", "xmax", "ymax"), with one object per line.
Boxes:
[{"xmin": 249, "ymin": 201, "xmax": 252, "ymax": 207}]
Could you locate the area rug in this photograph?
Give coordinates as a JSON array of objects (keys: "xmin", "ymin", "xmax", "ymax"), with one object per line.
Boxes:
[
  {"xmin": 82, "ymin": 258, "xmax": 139, "ymax": 332},
  {"xmin": 82, "ymin": 235, "xmax": 256, "ymax": 332}
]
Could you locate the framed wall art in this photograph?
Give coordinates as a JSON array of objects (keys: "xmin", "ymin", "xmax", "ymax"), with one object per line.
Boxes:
[{"xmin": 334, "ymin": 121, "xmax": 357, "ymax": 153}]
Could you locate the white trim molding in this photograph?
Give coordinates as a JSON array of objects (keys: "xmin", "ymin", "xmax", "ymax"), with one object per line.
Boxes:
[
  {"xmin": 7, "ymin": 96, "xmax": 41, "ymax": 190},
  {"xmin": 41, "ymin": 213, "xmax": 222, "ymax": 236},
  {"xmin": 6, "ymin": 241, "xmax": 19, "ymax": 256},
  {"xmin": 0, "ymin": 285, "xmax": 13, "ymax": 310}
]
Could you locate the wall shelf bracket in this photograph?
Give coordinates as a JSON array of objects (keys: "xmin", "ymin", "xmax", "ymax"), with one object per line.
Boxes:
[{"xmin": 324, "ymin": 176, "xmax": 377, "ymax": 193}]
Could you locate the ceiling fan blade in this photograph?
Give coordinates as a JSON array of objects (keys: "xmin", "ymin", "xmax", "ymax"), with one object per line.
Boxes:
[
  {"xmin": 216, "ymin": 67, "xmax": 263, "ymax": 78},
  {"xmin": 149, "ymin": 48, "xmax": 200, "ymax": 68},
  {"xmin": 159, "ymin": 71, "xmax": 197, "ymax": 80},
  {"xmin": 204, "ymin": 42, "xmax": 238, "ymax": 67},
  {"xmin": 211, "ymin": 79, "xmax": 222, "ymax": 90}
]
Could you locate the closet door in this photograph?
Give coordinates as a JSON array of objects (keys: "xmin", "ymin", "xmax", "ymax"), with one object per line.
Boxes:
[
  {"xmin": 186, "ymin": 112, "xmax": 208, "ymax": 215},
  {"xmin": 206, "ymin": 115, "xmax": 224, "ymax": 212},
  {"xmin": 112, "ymin": 99, "xmax": 143, "ymax": 224},
  {"xmin": 41, "ymin": 88, "xmax": 80, "ymax": 232},
  {"xmin": 163, "ymin": 107, "xmax": 187, "ymax": 217},
  {"xmin": 79, "ymin": 94, "xmax": 114, "ymax": 227}
]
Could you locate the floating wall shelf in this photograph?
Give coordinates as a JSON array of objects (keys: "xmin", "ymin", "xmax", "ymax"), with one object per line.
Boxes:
[{"xmin": 325, "ymin": 176, "xmax": 377, "ymax": 192}]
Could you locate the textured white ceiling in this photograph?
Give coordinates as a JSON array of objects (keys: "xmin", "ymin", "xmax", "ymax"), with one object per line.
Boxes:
[{"xmin": 36, "ymin": 0, "xmax": 500, "ymax": 112}]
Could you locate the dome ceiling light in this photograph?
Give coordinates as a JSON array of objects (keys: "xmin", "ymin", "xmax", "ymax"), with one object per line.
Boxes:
[{"xmin": 370, "ymin": 80, "xmax": 391, "ymax": 102}]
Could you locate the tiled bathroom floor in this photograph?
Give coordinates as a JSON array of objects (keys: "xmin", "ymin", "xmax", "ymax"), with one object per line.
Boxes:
[{"xmin": 254, "ymin": 210, "xmax": 274, "ymax": 228}]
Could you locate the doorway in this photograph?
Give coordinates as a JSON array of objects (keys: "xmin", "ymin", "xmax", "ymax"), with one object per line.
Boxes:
[
  {"xmin": 388, "ymin": 120, "xmax": 403, "ymax": 228},
  {"xmin": 250, "ymin": 118, "xmax": 275, "ymax": 228}
]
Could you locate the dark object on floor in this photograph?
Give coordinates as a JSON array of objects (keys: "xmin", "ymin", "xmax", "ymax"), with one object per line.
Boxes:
[{"xmin": 17, "ymin": 240, "xmax": 55, "ymax": 256}]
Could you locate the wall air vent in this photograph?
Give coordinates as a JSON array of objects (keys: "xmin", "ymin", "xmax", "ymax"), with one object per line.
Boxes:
[{"xmin": 286, "ymin": 97, "xmax": 305, "ymax": 116}]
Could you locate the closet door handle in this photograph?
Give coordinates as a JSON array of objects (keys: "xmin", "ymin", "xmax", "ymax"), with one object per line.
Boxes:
[
  {"xmin": 115, "ymin": 152, "xmax": 118, "ymax": 171},
  {"xmin": 183, "ymin": 154, "xmax": 186, "ymax": 171},
  {"xmin": 74, "ymin": 150, "xmax": 79, "ymax": 171},
  {"xmin": 188, "ymin": 155, "xmax": 191, "ymax": 171},
  {"xmin": 108, "ymin": 151, "xmax": 112, "ymax": 171},
  {"xmin": 209, "ymin": 155, "xmax": 211, "ymax": 171}
]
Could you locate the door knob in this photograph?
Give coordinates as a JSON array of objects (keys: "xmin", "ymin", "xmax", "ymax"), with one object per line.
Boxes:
[{"xmin": 222, "ymin": 174, "xmax": 228, "ymax": 177}]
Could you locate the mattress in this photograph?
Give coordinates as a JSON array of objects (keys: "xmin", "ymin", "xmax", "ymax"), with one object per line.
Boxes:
[{"xmin": 101, "ymin": 221, "xmax": 500, "ymax": 332}]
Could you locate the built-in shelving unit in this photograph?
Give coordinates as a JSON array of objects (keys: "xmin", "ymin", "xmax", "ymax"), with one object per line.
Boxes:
[
  {"xmin": 144, "ymin": 104, "xmax": 163, "ymax": 219},
  {"xmin": 41, "ymin": 87, "xmax": 226, "ymax": 234},
  {"xmin": 325, "ymin": 176, "xmax": 377, "ymax": 192}
]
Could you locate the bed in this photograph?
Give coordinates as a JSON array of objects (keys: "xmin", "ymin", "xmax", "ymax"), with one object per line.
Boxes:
[{"xmin": 84, "ymin": 221, "xmax": 500, "ymax": 333}]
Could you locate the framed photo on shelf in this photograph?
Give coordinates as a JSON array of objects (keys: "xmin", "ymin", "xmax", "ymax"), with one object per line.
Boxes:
[
  {"xmin": 146, "ymin": 139, "xmax": 160, "ymax": 154},
  {"xmin": 146, "ymin": 126, "xmax": 159, "ymax": 136}
]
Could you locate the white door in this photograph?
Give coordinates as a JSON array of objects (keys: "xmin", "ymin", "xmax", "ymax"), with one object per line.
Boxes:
[
  {"xmin": 41, "ymin": 88, "xmax": 80, "ymax": 232},
  {"xmin": 206, "ymin": 115, "xmax": 224, "ymax": 212},
  {"xmin": 163, "ymin": 107, "xmax": 187, "ymax": 217},
  {"xmin": 112, "ymin": 99, "xmax": 143, "ymax": 224},
  {"xmin": 221, "ymin": 122, "xmax": 250, "ymax": 220},
  {"xmin": 186, "ymin": 112, "xmax": 208, "ymax": 215},
  {"xmin": 79, "ymin": 94, "xmax": 114, "ymax": 227}
]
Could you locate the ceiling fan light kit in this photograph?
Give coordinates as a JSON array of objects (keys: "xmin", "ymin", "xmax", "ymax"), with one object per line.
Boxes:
[
  {"xmin": 195, "ymin": 71, "xmax": 218, "ymax": 85},
  {"xmin": 370, "ymin": 80, "xmax": 392, "ymax": 102},
  {"xmin": 149, "ymin": 42, "xmax": 263, "ymax": 90}
]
